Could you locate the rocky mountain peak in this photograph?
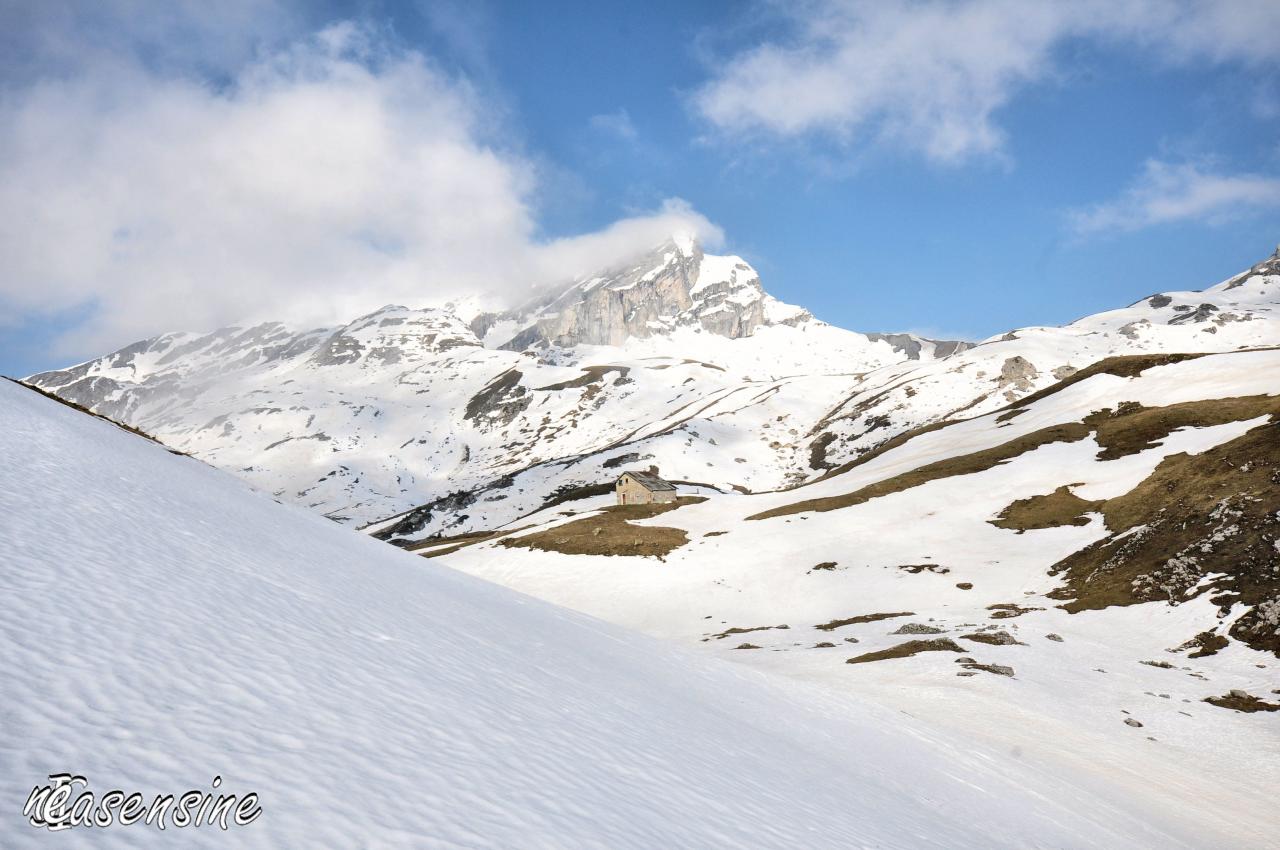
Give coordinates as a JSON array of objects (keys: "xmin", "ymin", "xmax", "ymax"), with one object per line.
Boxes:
[{"xmin": 475, "ymin": 235, "xmax": 811, "ymax": 350}]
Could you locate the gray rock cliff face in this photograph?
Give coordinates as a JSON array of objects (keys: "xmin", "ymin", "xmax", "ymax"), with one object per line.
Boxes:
[{"xmin": 482, "ymin": 238, "xmax": 792, "ymax": 350}]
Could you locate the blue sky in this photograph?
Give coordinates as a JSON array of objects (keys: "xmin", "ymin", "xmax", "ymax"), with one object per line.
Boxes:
[{"xmin": 2, "ymin": 0, "xmax": 1279, "ymax": 377}]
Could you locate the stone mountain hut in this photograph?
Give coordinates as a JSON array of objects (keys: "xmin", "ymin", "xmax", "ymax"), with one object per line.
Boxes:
[{"xmin": 615, "ymin": 467, "xmax": 677, "ymax": 505}]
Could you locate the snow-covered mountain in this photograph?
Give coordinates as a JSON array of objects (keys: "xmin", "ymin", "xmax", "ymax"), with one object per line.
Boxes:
[
  {"xmin": 26, "ymin": 236, "xmax": 966, "ymax": 528},
  {"xmin": 4, "ymin": 377, "xmax": 1227, "ymax": 849},
  {"xmin": 25, "ymin": 241, "xmax": 1279, "ymax": 545},
  {"xmin": 367, "ymin": 244, "xmax": 1279, "ymax": 543}
]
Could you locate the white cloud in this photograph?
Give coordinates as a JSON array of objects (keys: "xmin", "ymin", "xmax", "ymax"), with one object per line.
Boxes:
[
  {"xmin": 1070, "ymin": 160, "xmax": 1280, "ymax": 234},
  {"xmin": 0, "ymin": 19, "xmax": 717, "ymax": 359},
  {"xmin": 693, "ymin": 0, "xmax": 1280, "ymax": 164}
]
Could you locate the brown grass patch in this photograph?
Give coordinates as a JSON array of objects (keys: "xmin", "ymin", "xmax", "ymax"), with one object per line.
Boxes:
[
  {"xmin": 898, "ymin": 563, "xmax": 949, "ymax": 574},
  {"xmin": 535, "ymin": 364, "xmax": 630, "ymax": 392},
  {"xmin": 961, "ymin": 631, "xmax": 1024, "ymax": 646},
  {"xmin": 986, "ymin": 603, "xmax": 1044, "ymax": 619},
  {"xmin": 1046, "ymin": 415, "xmax": 1280, "ymax": 655},
  {"xmin": 1204, "ymin": 692, "xmax": 1280, "ymax": 713},
  {"xmin": 708, "ymin": 624, "xmax": 790, "ymax": 640},
  {"xmin": 815, "ymin": 611, "xmax": 914, "ymax": 631},
  {"xmin": 990, "ymin": 486, "xmax": 1103, "ymax": 532},
  {"xmin": 846, "ymin": 638, "xmax": 963, "ymax": 664},
  {"xmin": 412, "ymin": 526, "xmax": 535, "ymax": 558},
  {"xmin": 1084, "ymin": 395, "xmax": 1279, "ymax": 460},
  {"xmin": 499, "ymin": 496, "xmax": 706, "ymax": 557},
  {"xmin": 958, "ymin": 661, "xmax": 1015, "ymax": 677},
  {"xmin": 1175, "ymin": 631, "xmax": 1231, "ymax": 659}
]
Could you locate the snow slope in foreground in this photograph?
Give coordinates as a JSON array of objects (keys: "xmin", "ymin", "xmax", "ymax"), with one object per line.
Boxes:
[{"xmin": 0, "ymin": 378, "xmax": 1219, "ymax": 848}]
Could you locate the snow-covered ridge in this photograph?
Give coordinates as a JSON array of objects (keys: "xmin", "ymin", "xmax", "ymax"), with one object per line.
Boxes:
[
  {"xmin": 25, "ymin": 239, "xmax": 1280, "ymax": 537},
  {"xmin": 26, "ymin": 236, "xmax": 965, "ymax": 527}
]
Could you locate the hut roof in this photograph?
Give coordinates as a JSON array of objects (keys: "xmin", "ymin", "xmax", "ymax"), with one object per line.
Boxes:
[{"xmin": 618, "ymin": 471, "xmax": 676, "ymax": 491}]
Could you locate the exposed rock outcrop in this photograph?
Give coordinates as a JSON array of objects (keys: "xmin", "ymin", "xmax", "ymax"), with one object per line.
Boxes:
[{"xmin": 478, "ymin": 237, "xmax": 796, "ymax": 350}]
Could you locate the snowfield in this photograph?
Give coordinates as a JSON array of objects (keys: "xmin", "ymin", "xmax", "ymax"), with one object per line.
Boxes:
[{"xmin": 3, "ymin": 377, "xmax": 1249, "ymax": 848}]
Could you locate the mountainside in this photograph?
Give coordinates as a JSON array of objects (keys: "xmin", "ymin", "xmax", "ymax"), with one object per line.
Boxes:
[
  {"xmin": 26, "ymin": 236, "xmax": 965, "ymax": 528},
  {"xmin": 365, "ymin": 244, "xmax": 1280, "ymax": 544},
  {"xmin": 2, "ymin": 377, "xmax": 1225, "ymax": 849},
  {"xmin": 802, "ymin": 249, "xmax": 1280, "ymax": 476},
  {"xmin": 418, "ymin": 347, "xmax": 1280, "ymax": 847}
]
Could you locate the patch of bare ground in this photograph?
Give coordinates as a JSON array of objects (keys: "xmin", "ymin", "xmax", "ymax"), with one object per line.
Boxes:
[
  {"xmin": 535, "ymin": 364, "xmax": 630, "ymax": 392},
  {"xmin": 410, "ymin": 528, "xmax": 533, "ymax": 558},
  {"xmin": 499, "ymin": 496, "xmax": 706, "ymax": 557},
  {"xmin": 1173, "ymin": 631, "xmax": 1231, "ymax": 659},
  {"xmin": 961, "ymin": 630, "xmax": 1024, "ymax": 646},
  {"xmin": 750, "ymin": 423, "xmax": 1092, "ymax": 520},
  {"xmin": 990, "ymin": 485, "xmax": 1103, "ymax": 532},
  {"xmin": 1046, "ymin": 412, "xmax": 1280, "ymax": 655},
  {"xmin": 707, "ymin": 624, "xmax": 790, "ymax": 640},
  {"xmin": 987, "ymin": 603, "xmax": 1044, "ymax": 619},
  {"xmin": 1083, "ymin": 395, "xmax": 1280, "ymax": 459},
  {"xmin": 956, "ymin": 659, "xmax": 1015, "ymax": 677},
  {"xmin": 846, "ymin": 638, "xmax": 963, "ymax": 664},
  {"xmin": 899, "ymin": 563, "xmax": 949, "ymax": 574},
  {"xmin": 1204, "ymin": 691, "xmax": 1280, "ymax": 712},
  {"xmin": 815, "ymin": 612, "xmax": 914, "ymax": 632}
]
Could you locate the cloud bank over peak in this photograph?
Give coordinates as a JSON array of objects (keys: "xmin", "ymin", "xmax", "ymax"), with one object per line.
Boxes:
[{"xmin": 0, "ymin": 16, "xmax": 718, "ymax": 360}]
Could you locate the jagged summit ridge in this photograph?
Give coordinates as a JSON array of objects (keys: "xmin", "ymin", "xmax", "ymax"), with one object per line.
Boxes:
[{"xmin": 472, "ymin": 236, "xmax": 812, "ymax": 350}]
